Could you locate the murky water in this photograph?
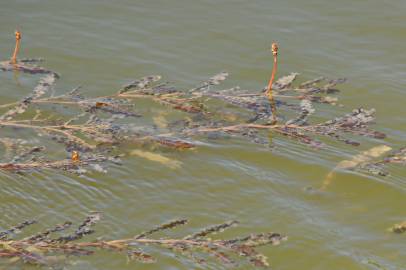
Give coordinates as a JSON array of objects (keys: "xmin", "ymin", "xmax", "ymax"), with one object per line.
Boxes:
[{"xmin": 0, "ymin": 0, "xmax": 405, "ymax": 269}]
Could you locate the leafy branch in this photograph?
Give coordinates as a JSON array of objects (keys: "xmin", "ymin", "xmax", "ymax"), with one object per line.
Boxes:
[{"xmin": 0, "ymin": 213, "xmax": 286, "ymax": 268}]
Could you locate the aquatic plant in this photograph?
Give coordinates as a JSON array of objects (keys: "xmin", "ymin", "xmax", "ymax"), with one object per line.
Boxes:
[
  {"xmin": 0, "ymin": 213, "xmax": 286, "ymax": 268},
  {"xmin": 0, "ymin": 31, "xmax": 404, "ymax": 177}
]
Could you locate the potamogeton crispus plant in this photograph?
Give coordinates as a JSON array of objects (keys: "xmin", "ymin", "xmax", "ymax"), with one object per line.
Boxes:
[
  {"xmin": 1, "ymin": 31, "xmax": 400, "ymax": 176},
  {"xmin": 0, "ymin": 213, "xmax": 286, "ymax": 268}
]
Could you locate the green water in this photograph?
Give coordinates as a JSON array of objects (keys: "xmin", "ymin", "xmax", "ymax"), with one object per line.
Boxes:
[{"xmin": 0, "ymin": 0, "xmax": 405, "ymax": 269}]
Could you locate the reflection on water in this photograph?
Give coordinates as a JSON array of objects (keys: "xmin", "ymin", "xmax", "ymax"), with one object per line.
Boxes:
[{"xmin": 0, "ymin": 0, "xmax": 405, "ymax": 269}]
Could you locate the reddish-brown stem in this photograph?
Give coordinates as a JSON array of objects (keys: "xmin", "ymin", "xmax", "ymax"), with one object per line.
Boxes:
[
  {"xmin": 10, "ymin": 30, "xmax": 21, "ymax": 64},
  {"xmin": 266, "ymin": 42, "xmax": 278, "ymax": 124}
]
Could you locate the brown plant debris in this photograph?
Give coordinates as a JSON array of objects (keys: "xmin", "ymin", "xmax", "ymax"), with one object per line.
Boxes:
[{"xmin": 0, "ymin": 214, "xmax": 286, "ymax": 268}]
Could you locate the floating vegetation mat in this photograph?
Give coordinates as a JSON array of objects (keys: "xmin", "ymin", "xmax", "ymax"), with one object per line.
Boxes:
[{"xmin": 0, "ymin": 213, "xmax": 286, "ymax": 268}]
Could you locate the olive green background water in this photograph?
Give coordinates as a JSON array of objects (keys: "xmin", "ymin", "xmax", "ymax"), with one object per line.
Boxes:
[{"xmin": 0, "ymin": 1, "xmax": 405, "ymax": 269}]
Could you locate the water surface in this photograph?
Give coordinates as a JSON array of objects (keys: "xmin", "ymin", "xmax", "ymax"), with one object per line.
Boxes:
[{"xmin": 0, "ymin": 1, "xmax": 405, "ymax": 269}]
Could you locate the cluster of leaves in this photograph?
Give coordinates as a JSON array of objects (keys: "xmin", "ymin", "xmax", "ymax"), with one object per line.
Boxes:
[
  {"xmin": 0, "ymin": 58, "xmax": 404, "ymax": 176},
  {"xmin": 0, "ymin": 213, "xmax": 286, "ymax": 268}
]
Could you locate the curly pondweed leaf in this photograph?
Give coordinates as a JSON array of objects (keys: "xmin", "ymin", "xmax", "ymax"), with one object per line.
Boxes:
[
  {"xmin": 0, "ymin": 60, "xmax": 56, "ymax": 75},
  {"xmin": 19, "ymin": 58, "xmax": 44, "ymax": 64},
  {"xmin": 320, "ymin": 78, "xmax": 347, "ymax": 93},
  {"xmin": 274, "ymin": 125, "xmax": 325, "ymax": 148},
  {"xmin": 316, "ymin": 108, "xmax": 386, "ymax": 140},
  {"xmin": 208, "ymin": 71, "xmax": 229, "ymax": 85},
  {"xmin": 286, "ymin": 99, "xmax": 315, "ymax": 126},
  {"xmin": 134, "ymin": 219, "xmax": 188, "ymax": 239},
  {"xmin": 24, "ymin": 222, "xmax": 73, "ymax": 243},
  {"xmin": 299, "ymin": 76, "xmax": 325, "ymax": 89},
  {"xmin": 188, "ymin": 71, "xmax": 229, "ymax": 93},
  {"xmin": 119, "ymin": 75, "xmax": 162, "ymax": 94},
  {"xmin": 184, "ymin": 221, "xmax": 239, "ymax": 240},
  {"xmin": 53, "ymin": 212, "xmax": 101, "ymax": 243},
  {"xmin": 0, "ymin": 73, "xmax": 58, "ymax": 121},
  {"xmin": 272, "ymin": 72, "xmax": 299, "ymax": 90},
  {"xmin": 0, "ymin": 220, "xmax": 37, "ymax": 240}
]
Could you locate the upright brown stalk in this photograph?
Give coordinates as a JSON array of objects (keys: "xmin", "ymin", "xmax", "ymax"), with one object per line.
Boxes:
[
  {"xmin": 266, "ymin": 42, "xmax": 278, "ymax": 124},
  {"xmin": 10, "ymin": 30, "xmax": 21, "ymax": 64}
]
